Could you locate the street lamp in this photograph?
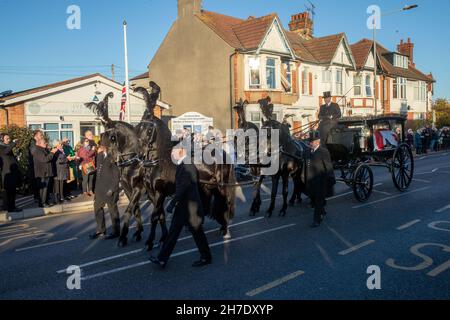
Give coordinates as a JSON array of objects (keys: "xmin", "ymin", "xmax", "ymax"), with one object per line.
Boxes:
[{"xmin": 372, "ymin": 4, "xmax": 418, "ymax": 116}]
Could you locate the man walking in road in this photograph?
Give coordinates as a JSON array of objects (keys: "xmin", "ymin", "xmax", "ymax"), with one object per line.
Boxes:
[
  {"xmin": 149, "ymin": 141, "xmax": 212, "ymax": 268},
  {"xmin": 305, "ymin": 131, "xmax": 336, "ymax": 228},
  {"xmin": 89, "ymin": 143, "xmax": 121, "ymax": 240}
]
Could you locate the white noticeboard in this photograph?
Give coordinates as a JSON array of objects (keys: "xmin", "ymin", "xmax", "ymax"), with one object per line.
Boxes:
[{"xmin": 171, "ymin": 112, "xmax": 213, "ymax": 134}]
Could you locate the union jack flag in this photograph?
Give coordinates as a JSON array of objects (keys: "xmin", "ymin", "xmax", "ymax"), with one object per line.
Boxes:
[{"xmin": 119, "ymin": 86, "xmax": 126, "ymax": 121}]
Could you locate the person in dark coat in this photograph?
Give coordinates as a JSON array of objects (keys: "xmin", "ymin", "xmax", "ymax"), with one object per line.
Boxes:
[
  {"xmin": 318, "ymin": 91, "xmax": 342, "ymax": 146},
  {"xmin": 31, "ymin": 131, "xmax": 57, "ymax": 207},
  {"xmin": 150, "ymin": 142, "xmax": 212, "ymax": 268},
  {"xmin": 52, "ymin": 140, "xmax": 69, "ymax": 204},
  {"xmin": 0, "ymin": 134, "xmax": 22, "ymax": 212},
  {"xmin": 422, "ymin": 125, "xmax": 432, "ymax": 154},
  {"xmin": 305, "ymin": 131, "xmax": 336, "ymax": 228},
  {"xmin": 414, "ymin": 129, "xmax": 423, "ymax": 155},
  {"xmin": 89, "ymin": 144, "xmax": 121, "ymax": 240}
]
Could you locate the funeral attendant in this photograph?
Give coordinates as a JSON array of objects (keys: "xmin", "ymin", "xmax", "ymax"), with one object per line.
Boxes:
[
  {"xmin": 89, "ymin": 143, "xmax": 121, "ymax": 240},
  {"xmin": 0, "ymin": 134, "xmax": 22, "ymax": 212},
  {"xmin": 318, "ymin": 91, "xmax": 342, "ymax": 146},
  {"xmin": 149, "ymin": 141, "xmax": 212, "ymax": 268},
  {"xmin": 305, "ymin": 131, "xmax": 336, "ymax": 228}
]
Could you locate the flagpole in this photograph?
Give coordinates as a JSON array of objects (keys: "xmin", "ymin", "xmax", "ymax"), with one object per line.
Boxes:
[{"xmin": 123, "ymin": 20, "xmax": 131, "ymax": 123}]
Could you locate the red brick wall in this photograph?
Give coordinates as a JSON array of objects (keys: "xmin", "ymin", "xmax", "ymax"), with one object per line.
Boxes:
[{"xmin": 0, "ymin": 102, "xmax": 25, "ymax": 128}]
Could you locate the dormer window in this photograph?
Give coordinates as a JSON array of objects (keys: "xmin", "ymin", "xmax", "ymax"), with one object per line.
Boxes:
[{"xmin": 394, "ymin": 54, "xmax": 409, "ymax": 69}]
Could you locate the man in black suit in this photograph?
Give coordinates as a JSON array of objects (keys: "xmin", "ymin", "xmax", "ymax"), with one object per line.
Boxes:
[
  {"xmin": 89, "ymin": 144, "xmax": 121, "ymax": 240},
  {"xmin": 31, "ymin": 130, "xmax": 58, "ymax": 207},
  {"xmin": 150, "ymin": 142, "xmax": 212, "ymax": 269},
  {"xmin": 0, "ymin": 134, "xmax": 22, "ymax": 213},
  {"xmin": 305, "ymin": 131, "xmax": 336, "ymax": 228},
  {"xmin": 318, "ymin": 91, "xmax": 342, "ymax": 146}
]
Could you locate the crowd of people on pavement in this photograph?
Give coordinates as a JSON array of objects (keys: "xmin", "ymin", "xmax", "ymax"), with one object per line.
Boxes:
[
  {"xmin": 406, "ymin": 125, "xmax": 450, "ymax": 155},
  {"xmin": 0, "ymin": 129, "xmax": 115, "ymax": 213}
]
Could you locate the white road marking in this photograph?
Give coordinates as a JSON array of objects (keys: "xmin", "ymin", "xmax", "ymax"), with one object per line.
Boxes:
[
  {"xmin": 325, "ymin": 225, "xmax": 353, "ymax": 248},
  {"xmin": 15, "ymin": 237, "xmax": 78, "ymax": 252},
  {"xmin": 419, "ymin": 156, "xmax": 427, "ymax": 160},
  {"xmin": 56, "ymin": 216, "xmax": 266, "ymax": 274},
  {"xmin": 0, "ymin": 232, "xmax": 51, "ymax": 247},
  {"xmin": 397, "ymin": 219, "xmax": 421, "ymax": 231},
  {"xmin": 178, "ymin": 217, "xmax": 264, "ymax": 241},
  {"xmin": 373, "ymin": 190, "xmax": 392, "ymax": 196},
  {"xmin": 80, "ymin": 224, "xmax": 296, "ymax": 281},
  {"xmin": 432, "ymin": 168, "xmax": 439, "ymax": 173},
  {"xmin": 427, "ymin": 261, "xmax": 450, "ymax": 277},
  {"xmin": 428, "ymin": 221, "xmax": 450, "ymax": 233},
  {"xmin": 0, "ymin": 230, "xmax": 44, "ymax": 240},
  {"xmin": 0, "ymin": 227, "xmax": 38, "ymax": 236},
  {"xmin": 262, "ymin": 196, "xmax": 281, "ymax": 202},
  {"xmin": 412, "ymin": 178, "xmax": 431, "ymax": 183},
  {"xmin": 245, "ymin": 270, "xmax": 305, "ymax": 297},
  {"xmin": 315, "ymin": 243, "xmax": 333, "ymax": 267},
  {"xmin": 338, "ymin": 240, "xmax": 375, "ymax": 256},
  {"xmin": 352, "ymin": 187, "xmax": 431, "ymax": 209},
  {"xmin": 435, "ymin": 205, "xmax": 450, "ymax": 213},
  {"xmin": 260, "ymin": 184, "xmax": 271, "ymax": 195}
]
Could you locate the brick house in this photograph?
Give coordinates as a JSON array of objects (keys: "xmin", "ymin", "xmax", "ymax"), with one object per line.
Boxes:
[
  {"xmin": 142, "ymin": 0, "xmax": 435, "ymax": 131},
  {"xmin": 0, "ymin": 73, "xmax": 169, "ymax": 144}
]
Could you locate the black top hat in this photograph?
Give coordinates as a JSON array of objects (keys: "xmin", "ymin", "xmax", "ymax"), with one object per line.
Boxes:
[
  {"xmin": 307, "ymin": 130, "xmax": 321, "ymax": 142},
  {"xmin": 323, "ymin": 91, "xmax": 332, "ymax": 99}
]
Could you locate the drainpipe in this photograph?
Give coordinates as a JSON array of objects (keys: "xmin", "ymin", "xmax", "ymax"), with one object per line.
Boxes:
[{"xmin": 230, "ymin": 49, "xmax": 238, "ymax": 130}]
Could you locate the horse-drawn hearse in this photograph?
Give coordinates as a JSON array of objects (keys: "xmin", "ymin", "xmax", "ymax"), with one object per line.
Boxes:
[{"xmin": 324, "ymin": 114, "xmax": 414, "ymax": 202}]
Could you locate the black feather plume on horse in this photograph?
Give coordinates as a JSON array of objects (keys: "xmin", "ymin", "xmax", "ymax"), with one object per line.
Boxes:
[{"xmin": 85, "ymin": 92, "xmax": 114, "ymax": 124}]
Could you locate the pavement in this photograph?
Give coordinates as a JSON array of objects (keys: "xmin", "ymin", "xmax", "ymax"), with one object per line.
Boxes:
[{"xmin": 0, "ymin": 151, "xmax": 449, "ymax": 300}]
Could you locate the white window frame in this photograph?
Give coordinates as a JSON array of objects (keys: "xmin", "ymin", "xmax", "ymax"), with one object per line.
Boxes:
[
  {"xmin": 394, "ymin": 77, "xmax": 407, "ymax": 100},
  {"xmin": 365, "ymin": 75, "xmax": 372, "ymax": 97},
  {"xmin": 353, "ymin": 74, "xmax": 362, "ymax": 96},
  {"xmin": 335, "ymin": 70, "xmax": 343, "ymax": 96},
  {"xmin": 302, "ymin": 67, "xmax": 310, "ymax": 96},
  {"xmin": 248, "ymin": 56, "xmax": 262, "ymax": 90},
  {"xmin": 266, "ymin": 57, "xmax": 277, "ymax": 90},
  {"xmin": 322, "ymin": 69, "xmax": 331, "ymax": 83}
]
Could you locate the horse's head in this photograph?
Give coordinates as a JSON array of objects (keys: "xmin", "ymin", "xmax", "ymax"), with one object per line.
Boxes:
[
  {"xmin": 85, "ymin": 93, "xmax": 139, "ymax": 161},
  {"xmin": 134, "ymin": 82, "xmax": 160, "ymax": 120},
  {"xmin": 233, "ymin": 98, "xmax": 249, "ymax": 129},
  {"xmin": 258, "ymin": 96, "xmax": 274, "ymax": 121}
]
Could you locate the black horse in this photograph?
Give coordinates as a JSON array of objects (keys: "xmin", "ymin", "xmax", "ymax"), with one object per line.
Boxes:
[
  {"xmin": 235, "ymin": 97, "xmax": 308, "ymax": 217},
  {"xmin": 132, "ymin": 86, "xmax": 236, "ymax": 247},
  {"xmin": 85, "ymin": 93, "xmax": 145, "ymax": 245}
]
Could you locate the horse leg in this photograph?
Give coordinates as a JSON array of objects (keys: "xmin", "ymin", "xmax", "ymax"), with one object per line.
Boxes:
[
  {"xmin": 250, "ymin": 176, "xmax": 263, "ymax": 216},
  {"xmin": 118, "ymin": 189, "xmax": 141, "ymax": 247},
  {"xmin": 145, "ymin": 218, "xmax": 159, "ymax": 252},
  {"xmin": 267, "ymin": 174, "xmax": 280, "ymax": 217},
  {"xmin": 280, "ymin": 172, "xmax": 289, "ymax": 217},
  {"xmin": 132, "ymin": 202, "xmax": 144, "ymax": 242}
]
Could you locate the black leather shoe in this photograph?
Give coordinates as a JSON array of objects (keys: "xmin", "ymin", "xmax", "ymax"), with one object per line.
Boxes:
[
  {"xmin": 149, "ymin": 256, "xmax": 166, "ymax": 269},
  {"xmin": 192, "ymin": 258, "xmax": 212, "ymax": 267},
  {"xmin": 105, "ymin": 233, "xmax": 120, "ymax": 240},
  {"xmin": 310, "ymin": 222, "xmax": 321, "ymax": 228},
  {"xmin": 89, "ymin": 232, "xmax": 105, "ymax": 240}
]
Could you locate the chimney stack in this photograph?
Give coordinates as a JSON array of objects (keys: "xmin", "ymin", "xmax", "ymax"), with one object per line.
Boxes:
[
  {"xmin": 289, "ymin": 12, "xmax": 314, "ymax": 40},
  {"xmin": 397, "ymin": 38, "xmax": 415, "ymax": 67},
  {"xmin": 178, "ymin": 0, "xmax": 202, "ymax": 19}
]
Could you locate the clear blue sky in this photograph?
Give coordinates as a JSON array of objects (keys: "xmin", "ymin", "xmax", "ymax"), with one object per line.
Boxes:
[{"xmin": 0, "ymin": 0, "xmax": 448, "ymax": 99}]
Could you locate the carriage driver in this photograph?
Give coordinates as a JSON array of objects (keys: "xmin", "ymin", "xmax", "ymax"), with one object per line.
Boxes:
[
  {"xmin": 318, "ymin": 91, "xmax": 342, "ymax": 146},
  {"xmin": 305, "ymin": 131, "xmax": 336, "ymax": 228}
]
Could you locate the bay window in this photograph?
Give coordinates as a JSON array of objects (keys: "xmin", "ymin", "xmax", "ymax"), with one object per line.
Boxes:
[
  {"xmin": 248, "ymin": 56, "xmax": 261, "ymax": 89},
  {"xmin": 266, "ymin": 58, "xmax": 276, "ymax": 89},
  {"xmin": 365, "ymin": 75, "xmax": 372, "ymax": 97},
  {"xmin": 414, "ymin": 81, "xmax": 427, "ymax": 101},
  {"xmin": 335, "ymin": 70, "xmax": 343, "ymax": 96},
  {"xmin": 393, "ymin": 77, "xmax": 407, "ymax": 99},
  {"xmin": 353, "ymin": 75, "xmax": 362, "ymax": 96}
]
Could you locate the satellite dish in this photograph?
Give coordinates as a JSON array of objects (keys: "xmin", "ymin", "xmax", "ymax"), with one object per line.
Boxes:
[{"xmin": 0, "ymin": 90, "xmax": 13, "ymax": 98}]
